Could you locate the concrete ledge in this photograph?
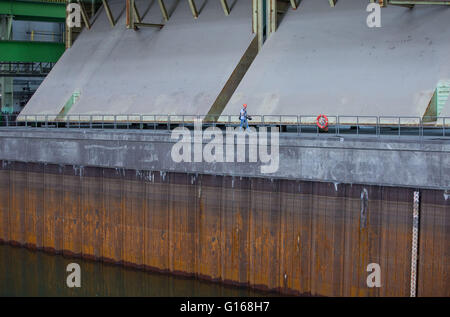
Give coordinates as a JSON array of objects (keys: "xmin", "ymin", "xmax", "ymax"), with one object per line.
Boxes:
[{"xmin": 0, "ymin": 128, "xmax": 448, "ymax": 189}]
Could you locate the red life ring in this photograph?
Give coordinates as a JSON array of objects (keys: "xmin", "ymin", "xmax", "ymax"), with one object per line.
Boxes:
[{"xmin": 316, "ymin": 114, "xmax": 328, "ymax": 129}]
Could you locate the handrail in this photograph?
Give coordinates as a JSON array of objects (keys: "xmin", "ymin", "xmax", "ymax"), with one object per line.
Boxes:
[{"xmin": 0, "ymin": 114, "xmax": 448, "ymax": 139}]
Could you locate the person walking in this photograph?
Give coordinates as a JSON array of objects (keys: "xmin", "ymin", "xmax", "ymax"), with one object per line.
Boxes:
[{"xmin": 239, "ymin": 104, "xmax": 250, "ymax": 131}]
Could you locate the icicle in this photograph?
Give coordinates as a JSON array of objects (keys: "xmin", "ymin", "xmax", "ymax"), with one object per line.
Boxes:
[{"xmin": 334, "ymin": 182, "xmax": 339, "ymax": 192}]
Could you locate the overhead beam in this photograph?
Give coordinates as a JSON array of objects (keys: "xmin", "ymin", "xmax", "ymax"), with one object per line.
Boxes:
[
  {"xmin": 134, "ymin": 22, "xmax": 164, "ymax": 29},
  {"xmin": 158, "ymin": 0, "xmax": 169, "ymax": 21},
  {"xmin": 102, "ymin": 0, "xmax": 115, "ymax": 27},
  {"xmin": 0, "ymin": 40, "xmax": 65, "ymax": 63},
  {"xmin": 389, "ymin": 2, "xmax": 415, "ymax": 8},
  {"xmin": 0, "ymin": 0, "xmax": 66, "ymax": 22},
  {"xmin": 188, "ymin": 0, "xmax": 198, "ymax": 19},
  {"xmin": 220, "ymin": 0, "xmax": 230, "ymax": 16}
]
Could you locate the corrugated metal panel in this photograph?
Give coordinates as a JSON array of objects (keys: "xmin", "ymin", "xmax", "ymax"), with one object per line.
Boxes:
[{"xmin": 0, "ymin": 161, "xmax": 448, "ymax": 296}]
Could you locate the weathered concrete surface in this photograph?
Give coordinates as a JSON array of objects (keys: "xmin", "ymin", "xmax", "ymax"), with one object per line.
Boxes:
[
  {"xmin": 223, "ymin": 0, "xmax": 450, "ymax": 122},
  {"xmin": 0, "ymin": 128, "xmax": 448, "ymax": 189},
  {"xmin": 19, "ymin": 0, "xmax": 254, "ymax": 117}
]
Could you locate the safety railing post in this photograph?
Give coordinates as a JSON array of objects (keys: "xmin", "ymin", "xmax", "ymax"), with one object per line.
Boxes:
[
  {"xmin": 376, "ymin": 117, "xmax": 379, "ymax": 137},
  {"xmin": 398, "ymin": 117, "xmax": 401, "ymax": 137},
  {"xmin": 299, "ymin": 116, "xmax": 302, "ymax": 135},
  {"xmin": 357, "ymin": 116, "xmax": 359, "ymax": 136},
  {"xmin": 444, "ymin": 118, "xmax": 446, "ymax": 137},
  {"xmin": 419, "ymin": 117, "xmax": 423, "ymax": 138},
  {"xmin": 316, "ymin": 116, "xmax": 319, "ymax": 136},
  {"xmin": 337, "ymin": 116, "xmax": 340, "ymax": 136},
  {"xmin": 140, "ymin": 115, "xmax": 143, "ymax": 130}
]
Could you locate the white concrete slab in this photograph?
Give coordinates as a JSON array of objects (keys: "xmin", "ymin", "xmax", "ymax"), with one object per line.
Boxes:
[
  {"xmin": 20, "ymin": 0, "xmax": 254, "ymax": 118},
  {"xmin": 222, "ymin": 0, "xmax": 450, "ymax": 123}
]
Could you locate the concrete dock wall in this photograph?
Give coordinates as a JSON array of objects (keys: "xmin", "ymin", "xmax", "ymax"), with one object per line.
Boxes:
[
  {"xmin": 0, "ymin": 129, "xmax": 448, "ymax": 296},
  {"xmin": 0, "ymin": 128, "xmax": 448, "ymax": 189}
]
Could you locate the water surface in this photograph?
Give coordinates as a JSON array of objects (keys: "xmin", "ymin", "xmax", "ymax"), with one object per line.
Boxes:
[{"xmin": 0, "ymin": 244, "xmax": 277, "ymax": 297}]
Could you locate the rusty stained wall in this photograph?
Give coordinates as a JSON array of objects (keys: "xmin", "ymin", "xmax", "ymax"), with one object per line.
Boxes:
[{"xmin": 0, "ymin": 160, "xmax": 448, "ymax": 297}]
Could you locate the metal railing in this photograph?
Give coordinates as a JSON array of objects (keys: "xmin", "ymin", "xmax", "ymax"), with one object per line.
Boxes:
[
  {"xmin": 1, "ymin": 114, "xmax": 449, "ymax": 139},
  {"xmin": 0, "ymin": 62, "xmax": 55, "ymax": 77}
]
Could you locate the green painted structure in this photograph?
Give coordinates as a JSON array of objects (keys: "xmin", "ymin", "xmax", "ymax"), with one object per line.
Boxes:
[
  {"xmin": 0, "ymin": 40, "xmax": 65, "ymax": 62},
  {"xmin": 0, "ymin": 0, "xmax": 70, "ymax": 113},
  {"xmin": 436, "ymin": 81, "xmax": 450, "ymax": 116},
  {"xmin": 0, "ymin": 0, "xmax": 66, "ymax": 22}
]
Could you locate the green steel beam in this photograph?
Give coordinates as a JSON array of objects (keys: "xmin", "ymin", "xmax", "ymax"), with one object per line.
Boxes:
[
  {"xmin": 0, "ymin": 40, "xmax": 65, "ymax": 62},
  {"xmin": 0, "ymin": 0, "xmax": 66, "ymax": 22}
]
